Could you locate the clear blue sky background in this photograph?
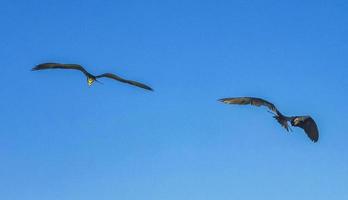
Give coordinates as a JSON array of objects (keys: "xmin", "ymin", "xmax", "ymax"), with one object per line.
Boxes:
[{"xmin": 0, "ymin": 0, "xmax": 347, "ymax": 199}]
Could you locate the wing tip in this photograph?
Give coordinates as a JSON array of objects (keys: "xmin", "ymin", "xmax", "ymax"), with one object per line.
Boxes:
[
  {"xmin": 311, "ymin": 135, "xmax": 319, "ymax": 143},
  {"xmin": 307, "ymin": 130, "xmax": 319, "ymax": 143},
  {"xmin": 32, "ymin": 63, "xmax": 52, "ymax": 71},
  {"xmin": 218, "ymin": 98, "xmax": 227, "ymax": 103},
  {"xmin": 139, "ymin": 83, "xmax": 153, "ymax": 91},
  {"xmin": 138, "ymin": 84, "xmax": 153, "ymax": 91},
  {"xmin": 31, "ymin": 65, "xmax": 41, "ymax": 71},
  {"xmin": 146, "ymin": 87, "xmax": 154, "ymax": 91}
]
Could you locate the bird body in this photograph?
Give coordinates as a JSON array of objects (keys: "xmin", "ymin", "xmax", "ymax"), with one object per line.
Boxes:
[
  {"xmin": 219, "ymin": 97, "xmax": 319, "ymax": 142},
  {"xmin": 32, "ymin": 63, "xmax": 153, "ymax": 91},
  {"xmin": 87, "ymin": 76, "xmax": 95, "ymax": 86}
]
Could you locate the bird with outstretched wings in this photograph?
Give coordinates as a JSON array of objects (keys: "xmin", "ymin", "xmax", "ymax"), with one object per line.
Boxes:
[
  {"xmin": 32, "ymin": 63, "xmax": 153, "ymax": 91},
  {"xmin": 219, "ymin": 97, "xmax": 319, "ymax": 142}
]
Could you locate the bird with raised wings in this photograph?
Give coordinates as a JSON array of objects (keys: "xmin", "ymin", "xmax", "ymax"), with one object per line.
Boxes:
[
  {"xmin": 32, "ymin": 63, "xmax": 153, "ymax": 91},
  {"xmin": 218, "ymin": 97, "xmax": 319, "ymax": 142}
]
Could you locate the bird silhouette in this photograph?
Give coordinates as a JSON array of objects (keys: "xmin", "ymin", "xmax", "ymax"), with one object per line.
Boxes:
[
  {"xmin": 219, "ymin": 97, "xmax": 319, "ymax": 142},
  {"xmin": 32, "ymin": 63, "xmax": 153, "ymax": 91}
]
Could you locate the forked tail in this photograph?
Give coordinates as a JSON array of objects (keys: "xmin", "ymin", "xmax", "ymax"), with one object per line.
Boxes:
[
  {"xmin": 95, "ymin": 79, "xmax": 104, "ymax": 85},
  {"xmin": 273, "ymin": 112, "xmax": 292, "ymax": 132}
]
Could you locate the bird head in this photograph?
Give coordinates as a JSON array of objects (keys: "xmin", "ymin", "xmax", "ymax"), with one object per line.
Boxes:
[
  {"xmin": 291, "ymin": 119, "xmax": 298, "ymax": 126},
  {"xmin": 87, "ymin": 77, "xmax": 95, "ymax": 86},
  {"xmin": 291, "ymin": 117, "xmax": 302, "ymax": 126}
]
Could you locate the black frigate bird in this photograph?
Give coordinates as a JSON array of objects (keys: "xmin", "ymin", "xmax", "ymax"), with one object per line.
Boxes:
[
  {"xmin": 218, "ymin": 97, "xmax": 319, "ymax": 142},
  {"xmin": 32, "ymin": 63, "xmax": 153, "ymax": 91}
]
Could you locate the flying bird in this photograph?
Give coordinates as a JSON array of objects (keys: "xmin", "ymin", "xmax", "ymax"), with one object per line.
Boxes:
[
  {"xmin": 32, "ymin": 63, "xmax": 153, "ymax": 91},
  {"xmin": 218, "ymin": 97, "xmax": 319, "ymax": 142}
]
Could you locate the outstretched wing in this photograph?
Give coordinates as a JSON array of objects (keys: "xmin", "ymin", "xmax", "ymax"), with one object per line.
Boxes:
[
  {"xmin": 32, "ymin": 63, "xmax": 90, "ymax": 76},
  {"xmin": 219, "ymin": 97, "xmax": 278, "ymax": 113},
  {"xmin": 96, "ymin": 73, "xmax": 153, "ymax": 91},
  {"xmin": 291, "ymin": 116, "xmax": 319, "ymax": 142}
]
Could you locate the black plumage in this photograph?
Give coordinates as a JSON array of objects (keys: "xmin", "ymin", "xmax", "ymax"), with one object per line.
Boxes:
[
  {"xmin": 219, "ymin": 97, "xmax": 319, "ymax": 142},
  {"xmin": 32, "ymin": 63, "xmax": 153, "ymax": 91}
]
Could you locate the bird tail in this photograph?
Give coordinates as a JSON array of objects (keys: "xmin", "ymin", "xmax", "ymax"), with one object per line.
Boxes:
[{"xmin": 273, "ymin": 114, "xmax": 291, "ymax": 132}]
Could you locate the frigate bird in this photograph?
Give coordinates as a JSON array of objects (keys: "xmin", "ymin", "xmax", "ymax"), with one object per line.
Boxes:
[
  {"xmin": 32, "ymin": 63, "xmax": 153, "ymax": 91},
  {"xmin": 218, "ymin": 97, "xmax": 319, "ymax": 142}
]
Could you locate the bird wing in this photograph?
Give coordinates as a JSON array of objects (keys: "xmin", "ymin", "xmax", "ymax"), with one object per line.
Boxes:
[
  {"xmin": 292, "ymin": 116, "xmax": 319, "ymax": 142},
  {"xmin": 219, "ymin": 97, "xmax": 278, "ymax": 113},
  {"xmin": 95, "ymin": 73, "xmax": 153, "ymax": 91},
  {"xmin": 32, "ymin": 63, "xmax": 90, "ymax": 76}
]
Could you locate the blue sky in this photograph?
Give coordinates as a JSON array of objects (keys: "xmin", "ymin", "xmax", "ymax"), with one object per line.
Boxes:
[{"xmin": 1, "ymin": 0, "xmax": 347, "ymax": 199}]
